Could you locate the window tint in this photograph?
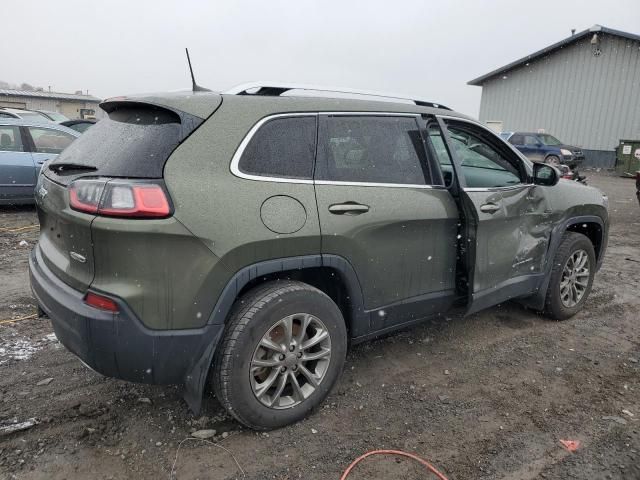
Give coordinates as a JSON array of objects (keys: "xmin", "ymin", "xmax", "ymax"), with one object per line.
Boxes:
[
  {"xmin": 524, "ymin": 135, "xmax": 539, "ymax": 146},
  {"xmin": 238, "ymin": 116, "xmax": 316, "ymax": 179},
  {"xmin": 28, "ymin": 127, "xmax": 75, "ymax": 154},
  {"xmin": 316, "ymin": 116, "xmax": 430, "ymax": 185},
  {"xmin": 446, "ymin": 123, "xmax": 521, "ymax": 188},
  {"xmin": 49, "ymin": 105, "xmax": 189, "ymax": 182},
  {"xmin": 0, "ymin": 125, "xmax": 25, "ymax": 152}
]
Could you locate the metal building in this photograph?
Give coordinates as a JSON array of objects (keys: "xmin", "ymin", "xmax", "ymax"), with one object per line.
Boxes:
[
  {"xmin": 469, "ymin": 25, "xmax": 640, "ymax": 168},
  {"xmin": 0, "ymin": 89, "xmax": 103, "ymax": 120}
]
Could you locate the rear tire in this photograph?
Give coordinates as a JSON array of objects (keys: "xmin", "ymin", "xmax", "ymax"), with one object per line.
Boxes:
[
  {"xmin": 543, "ymin": 232, "xmax": 596, "ymax": 320},
  {"xmin": 212, "ymin": 281, "xmax": 347, "ymax": 430}
]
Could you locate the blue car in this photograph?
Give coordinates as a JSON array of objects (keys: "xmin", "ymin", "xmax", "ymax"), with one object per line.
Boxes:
[
  {"xmin": 0, "ymin": 119, "xmax": 80, "ymax": 205},
  {"xmin": 501, "ymin": 131, "xmax": 585, "ymax": 169}
]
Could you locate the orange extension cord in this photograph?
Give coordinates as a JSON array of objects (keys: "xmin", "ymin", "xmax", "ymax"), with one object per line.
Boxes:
[{"xmin": 340, "ymin": 449, "xmax": 449, "ymax": 480}]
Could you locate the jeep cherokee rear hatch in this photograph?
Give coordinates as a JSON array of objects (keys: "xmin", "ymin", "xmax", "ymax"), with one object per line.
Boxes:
[{"xmin": 36, "ymin": 93, "xmax": 222, "ymax": 292}]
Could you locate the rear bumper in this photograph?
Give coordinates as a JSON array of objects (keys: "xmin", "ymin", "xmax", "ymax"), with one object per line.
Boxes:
[{"xmin": 29, "ymin": 245, "xmax": 223, "ymax": 385}]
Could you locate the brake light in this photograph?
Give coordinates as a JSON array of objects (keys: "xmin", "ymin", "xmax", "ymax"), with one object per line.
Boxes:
[
  {"xmin": 69, "ymin": 179, "xmax": 171, "ymax": 218},
  {"xmin": 84, "ymin": 292, "xmax": 119, "ymax": 312}
]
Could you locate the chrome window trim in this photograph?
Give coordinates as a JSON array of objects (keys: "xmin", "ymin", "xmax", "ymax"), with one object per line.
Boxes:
[
  {"xmin": 463, "ymin": 184, "xmax": 529, "ymax": 193},
  {"xmin": 315, "ymin": 179, "xmax": 442, "ymax": 190},
  {"xmin": 230, "ymin": 111, "xmax": 433, "ymax": 188}
]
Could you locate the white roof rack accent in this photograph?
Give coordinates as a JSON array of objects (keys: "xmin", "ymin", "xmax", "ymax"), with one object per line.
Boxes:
[{"xmin": 224, "ymin": 82, "xmax": 451, "ymax": 110}]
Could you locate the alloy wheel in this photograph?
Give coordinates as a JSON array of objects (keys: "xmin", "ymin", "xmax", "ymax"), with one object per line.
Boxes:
[
  {"xmin": 250, "ymin": 313, "xmax": 332, "ymax": 409},
  {"xmin": 560, "ymin": 249, "xmax": 590, "ymax": 308}
]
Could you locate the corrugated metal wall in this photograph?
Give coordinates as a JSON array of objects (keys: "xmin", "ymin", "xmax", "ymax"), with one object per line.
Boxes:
[
  {"xmin": 0, "ymin": 95, "xmax": 103, "ymax": 119},
  {"xmin": 478, "ymin": 33, "xmax": 640, "ymax": 154}
]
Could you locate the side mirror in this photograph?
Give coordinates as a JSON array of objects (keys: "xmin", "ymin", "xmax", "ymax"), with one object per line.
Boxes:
[{"xmin": 533, "ymin": 163, "xmax": 559, "ymax": 186}]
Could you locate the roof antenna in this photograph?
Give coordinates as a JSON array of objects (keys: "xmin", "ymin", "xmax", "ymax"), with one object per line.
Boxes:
[{"xmin": 185, "ymin": 48, "xmax": 211, "ymax": 92}]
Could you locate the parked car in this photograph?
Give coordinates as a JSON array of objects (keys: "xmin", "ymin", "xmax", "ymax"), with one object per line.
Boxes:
[
  {"xmin": 60, "ymin": 119, "xmax": 96, "ymax": 133},
  {"xmin": 30, "ymin": 84, "xmax": 609, "ymax": 430},
  {"xmin": 0, "ymin": 108, "xmax": 52, "ymax": 123},
  {"xmin": 501, "ymin": 131, "xmax": 585, "ymax": 168},
  {"xmin": 0, "ymin": 119, "xmax": 80, "ymax": 204},
  {"xmin": 34, "ymin": 110, "xmax": 70, "ymax": 123}
]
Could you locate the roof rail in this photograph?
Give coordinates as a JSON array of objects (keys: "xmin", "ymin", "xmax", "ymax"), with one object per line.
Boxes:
[{"xmin": 224, "ymin": 82, "xmax": 451, "ymax": 110}]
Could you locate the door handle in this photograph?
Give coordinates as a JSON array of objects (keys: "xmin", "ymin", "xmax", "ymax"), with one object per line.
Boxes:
[
  {"xmin": 328, "ymin": 202, "xmax": 370, "ymax": 215},
  {"xmin": 37, "ymin": 159, "xmax": 51, "ymax": 165},
  {"xmin": 479, "ymin": 203, "xmax": 500, "ymax": 213}
]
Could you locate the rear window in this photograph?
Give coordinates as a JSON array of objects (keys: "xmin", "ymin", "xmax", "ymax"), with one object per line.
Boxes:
[
  {"xmin": 28, "ymin": 127, "xmax": 76, "ymax": 154},
  {"xmin": 49, "ymin": 105, "xmax": 185, "ymax": 178},
  {"xmin": 238, "ymin": 116, "xmax": 316, "ymax": 179}
]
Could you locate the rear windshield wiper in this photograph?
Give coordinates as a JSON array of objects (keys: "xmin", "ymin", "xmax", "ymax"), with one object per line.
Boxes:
[{"xmin": 49, "ymin": 163, "xmax": 98, "ymax": 173}]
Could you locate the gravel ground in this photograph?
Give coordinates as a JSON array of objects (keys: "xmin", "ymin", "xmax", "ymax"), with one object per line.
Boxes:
[{"xmin": 0, "ymin": 172, "xmax": 639, "ymax": 480}]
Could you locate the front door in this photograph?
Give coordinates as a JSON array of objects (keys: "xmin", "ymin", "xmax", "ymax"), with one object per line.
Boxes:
[
  {"xmin": 314, "ymin": 114, "xmax": 459, "ymax": 335},
  {"xmin": 439, "ymin": 118, "xmax": 551, "ymax": 314},
  {"xmin": 0, "ymin": 125, "xmax": 36, "ymax": 202}
]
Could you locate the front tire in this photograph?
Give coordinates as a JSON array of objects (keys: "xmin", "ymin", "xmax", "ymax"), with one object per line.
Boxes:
[
  {"xmin": 212, "ymin": 281, "xmax": 347, "ymax": 430},
  {"xmin": 543, "ymin": 232, "xmax": 596, "ymax": 320}
]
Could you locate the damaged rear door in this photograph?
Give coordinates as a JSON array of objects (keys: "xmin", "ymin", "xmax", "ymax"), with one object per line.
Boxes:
[{"xmin": 438, "ymin": 117, "xmax": 552, "ymax": 315}]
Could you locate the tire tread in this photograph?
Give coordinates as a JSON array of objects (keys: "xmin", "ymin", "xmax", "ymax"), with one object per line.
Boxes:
[{"xmin": 212, "ymin": 280, "xmax": 333, "ymax": 430}]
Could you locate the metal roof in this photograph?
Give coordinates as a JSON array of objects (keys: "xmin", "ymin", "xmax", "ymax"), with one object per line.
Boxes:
[
  {"xmin": 468, "ymin": 25, "xmax": 640, "ymax": 86},
  {"xmin": 0, "ymin": 89, "xmax": 101, "ymax": 102}
]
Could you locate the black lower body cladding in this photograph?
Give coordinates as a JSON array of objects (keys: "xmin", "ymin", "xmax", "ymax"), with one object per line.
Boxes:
[{"xmin": 29, "ymin": 246, "xmax": 223, "ymax": 386}]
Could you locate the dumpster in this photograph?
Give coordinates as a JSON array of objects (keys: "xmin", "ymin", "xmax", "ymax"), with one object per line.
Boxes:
[{"xmin": 616, "ymin": 139, "xmax": 640, "ymax": 177}]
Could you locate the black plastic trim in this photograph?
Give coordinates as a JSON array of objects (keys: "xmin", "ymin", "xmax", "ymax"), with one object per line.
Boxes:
[
  {"xmin": 519, "ymin": 215, "xmax": 607, "ymax": 311},
  {"xmin": 29, "ymin": 245, "xmax": 223, "ymax": 414}
]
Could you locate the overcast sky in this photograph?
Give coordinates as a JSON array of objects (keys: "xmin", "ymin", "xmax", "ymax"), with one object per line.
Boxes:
[{"xmin": 3, "ymin": 0, "xmax": 639, "ymax": 116}]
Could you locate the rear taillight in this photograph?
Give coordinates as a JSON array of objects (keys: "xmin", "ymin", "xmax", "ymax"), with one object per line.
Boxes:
[
  {"xmin": 84, "ymin": 292, "xmax": 119, "ymax": 312},
  {"xmin": 69, "ymin": 179, "xmax": 171, "ymax": 218}
]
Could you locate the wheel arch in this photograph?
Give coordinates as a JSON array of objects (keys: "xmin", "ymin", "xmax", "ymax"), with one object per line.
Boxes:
[
  {"xmin": 519, "ymin": 214, "xmax": 606, "ymax": 312},
  {"xmin": 183, "ymin": 254, "xmax": 368, "ymax": 414}
]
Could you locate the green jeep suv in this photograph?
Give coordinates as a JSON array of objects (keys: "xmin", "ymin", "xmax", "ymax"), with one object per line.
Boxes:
[{"xmin": 29, "ymin": 83, "xmax": 608, "ymax": 429}]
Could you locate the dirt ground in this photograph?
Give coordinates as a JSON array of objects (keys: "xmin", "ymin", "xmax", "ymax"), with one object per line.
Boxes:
[{"xmin": 1, "ymin": 172, "xmax": 639, "ymax": 480}]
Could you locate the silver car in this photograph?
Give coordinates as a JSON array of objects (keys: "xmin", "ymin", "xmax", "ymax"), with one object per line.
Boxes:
[{"xmin": 0, "ymin": 119, "xmax": 80, "ymax": 204}]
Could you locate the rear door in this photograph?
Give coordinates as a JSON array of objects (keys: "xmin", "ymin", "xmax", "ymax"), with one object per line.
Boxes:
[
  {"xmin": 0, "ymin": 124, "xmax": 36, "ymax": 202},
  {"xmin": 438, "ymin": 117, "xmax": 551, "ymax": 314},
  {"xmin": 314, "ymin": 113, "xmax": 459, "ymax": 335}
]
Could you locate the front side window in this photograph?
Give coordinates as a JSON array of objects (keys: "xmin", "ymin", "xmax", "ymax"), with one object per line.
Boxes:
[
  {"xmin": 538, "ymin": 134, "xmax": 562, "ymax": 146},
  {"xmin": 28, "ymin": 127, "xmax": 75, "ymax": 154},
  {"xmin": 0, "ymin": 125, "xmax": 24, "ymax": 152},
  {"xmin": 446, "ymin": 122, "xmax": 522, "ymax": 189},
  {"xmin": 238, "ymin": 116, "xmax": 316, "ymax": 180},
  {"xmin": 316, "ymin": 115, "xmax": 430, "ymax": 185},
  {"xmin": 425, "ymin": 122, "xmax": 453, "ymax": 187}
]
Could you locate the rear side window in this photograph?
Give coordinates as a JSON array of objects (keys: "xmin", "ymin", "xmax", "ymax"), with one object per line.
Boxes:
[
  {"xmin": 49, "ymin": 105, "xmax": 186, "ymax": 179},
  {"xmin": 0, "ymin": 125, "xmax": 24, "ymax": 152},
  {"xmin": 238, "ymin": 116, "xmax": 316, "ymax": 179},
  {"xmin": 316, "ymin": 116, "xmax": 431, "ymax": 185},
  {"xmin": 28, "ymin": 127, "xmax": 75, "ymax": 154},
  {"xmin": 509, "ymin": 134, "xmax": 523, "ymax": 145}
]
